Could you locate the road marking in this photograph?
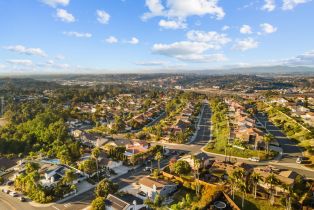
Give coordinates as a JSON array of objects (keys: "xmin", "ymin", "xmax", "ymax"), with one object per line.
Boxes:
[{"xmin": 52, "ymin": 205, "xmax": 61, "ymax": 210}]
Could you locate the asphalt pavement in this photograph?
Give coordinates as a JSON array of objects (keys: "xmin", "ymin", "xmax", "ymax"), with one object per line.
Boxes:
[{"xmin": 254, "ymin": 112, "xmax": 304, "ymax": 163}]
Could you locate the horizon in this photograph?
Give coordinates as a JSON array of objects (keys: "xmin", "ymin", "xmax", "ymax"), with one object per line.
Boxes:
[{"xmin": 1, "ymin": 0, "xmax": 314, "ymax": 74}]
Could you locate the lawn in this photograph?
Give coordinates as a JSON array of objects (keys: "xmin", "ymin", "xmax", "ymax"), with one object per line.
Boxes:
[{"xmin": 233, "ymin": 193, "xmax": 285, "ymax": 210}]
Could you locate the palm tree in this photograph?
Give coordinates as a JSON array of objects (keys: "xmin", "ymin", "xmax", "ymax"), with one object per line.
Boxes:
[
  {"xmin": 250, "ymin": 172, "xmax": 263, "ymax": 198},
  {"xmin": 265, "ymin": 173, "xmax": 281, "ymax": 205},
  {"xmin": 154, "ymin": 151, "xmax": 162, "ymax": 173},
  {"xmin": 63, "ymin": 169, "xmax": 76, "ymax": 185},
  {"xmin": 231, "ymin": 169, "xmax": 245, "ymax": 200},
  {"xmin": 92, "ymin": 147, "xmax": 101, "ymax": 181},
  {"xmin": 263, "ymin": 133, "xmax": 274, "ymax": 154},
  {"xmin": 193, "ymin": 158, "xmax": 201, "ymax": 196},
  {"xmin": 238, "ymin": 180, "xmax": 247, "ymax": 209}
]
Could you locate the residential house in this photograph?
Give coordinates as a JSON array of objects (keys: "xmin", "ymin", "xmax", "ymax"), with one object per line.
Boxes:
[
  {"xmin": 105, "ymin": 193, "xmax": 147, "ymax": 210},
  {"xmin": 138, "ymin": 177, "xmax": 177, "ymax": 200},
  {"xmin": 180, "ymin": 152, "xmax": 212, "ymax": 170}
]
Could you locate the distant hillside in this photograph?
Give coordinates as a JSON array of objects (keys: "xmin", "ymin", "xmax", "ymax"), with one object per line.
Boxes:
[{"xmin": 193, "ymin": 66, "xmax": 314, "ymax": 75}]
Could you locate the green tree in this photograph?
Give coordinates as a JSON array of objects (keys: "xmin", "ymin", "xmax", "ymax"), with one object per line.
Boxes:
[
  {"xmin": 91, "ymin": 197, "xmax": 105, "ymax": 210},
  {"xmin": 95, "ymin": 179, "xmax": 118, "ymax": 198},
  {"xmin": 154, "ymin": 151, "xmax": 162, "ymax": 173},
  {"xmin": 250, "ymin": 172, "xmax": 263, "ymax": 199},
  {"xmin": 173, "ymin": 160, "xmax": 191, "ymax": 176},
  {"xmin": 92, "ymin": 147, "xmax": 101, "ymax": 181},
  {"xmin": 265, "ymin": 173, "xmax": 281, "ymax": 205}
]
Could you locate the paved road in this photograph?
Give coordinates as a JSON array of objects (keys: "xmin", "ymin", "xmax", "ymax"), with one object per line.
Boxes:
[
  {"xmin": 254, "ymin": 112, "xmax": 304, "ymax": 163},
  {"xmin": 0, "ymin": 192, "xmax": 38, "ymax": 210}
]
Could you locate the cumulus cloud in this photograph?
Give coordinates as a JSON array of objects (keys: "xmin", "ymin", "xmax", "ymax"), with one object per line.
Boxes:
[
  {"xmin": 63, "ymin": 31, "xmax": 92, "ymax": 38},
  {"xmin": 282, "ymin": 0, "xmax": 311, "ymax": 10},
  {"xmin": 7, "ymin": 59, "xmax": 33, "ymax": 66},
  {"xmin": 97, "ymin": 10, "xmax": 110, "ymax": 24},
  {"xmin": 186, "ymin": 30, "xmax": 231, "ymax": 48},
  {"xmin": 56, "ymin": 9, "xmax": 75, "ymax": 22},
  {"xmin": 142, "ymin": 0, "xmax": 225, "ymax": 28},
  {"xmin": 4, "ymin": 45, "xmax": 47, "ymax": 57},
  {"xmin": 233, "ymin": 38, "xmax": 259, "ymax": 51},
  {"xmin": 260, "ymin": 23, "xmax": 277, "ymax": 34},
  {"xmin": 41, "ymin": 0, "xmax": 70, "ymax": 7},
  {"xmin": 262, "ymin": 0, "xmax": 276, "ymax": 11},
  {"xmin": 159, "ymin": 19, "xmax": 186, "ymax": 29},
  {"xmin": 128, "ymin": 37, "xmax": 139, "ymax": 45},
  {"xmin": 240, "ymin": 25, "xmax": 253, "ymax": 34},
  {"xmin": 152, "ymin": 41, "xmax": 226, "ymax": 62},
  {"xmin": 105, "ymin": 36, "xmax": 118, "ymax": 44}
]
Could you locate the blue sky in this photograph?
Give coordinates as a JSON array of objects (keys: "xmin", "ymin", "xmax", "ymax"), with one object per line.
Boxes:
[{"xmin": 0, "ymin": 0, "xmax": 314, "ymax": 74}]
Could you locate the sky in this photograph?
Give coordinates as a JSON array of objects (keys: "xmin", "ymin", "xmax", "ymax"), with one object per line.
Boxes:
[{"xmin": 0, "ymin": 0, "xmax": 314, "ymax": 74}]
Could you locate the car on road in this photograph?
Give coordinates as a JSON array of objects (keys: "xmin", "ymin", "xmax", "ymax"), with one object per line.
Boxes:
[
  {"xmin": 248, "ymin": 157, "xmax": 260, "ymax": 162},
  {"xmin": 296, "ymin": 157, "xmax": 306, "ymax": 164},
  {"xmin": 2, "ymin": 189, "xmax": 10, "ymax": 194},
  {"xmin": 9, "ymin": 191, "xmax": 18, "ymax": 197},
  {"xmin": 18, "ymin": 196, "xmax": 26, "ymax": 202}
]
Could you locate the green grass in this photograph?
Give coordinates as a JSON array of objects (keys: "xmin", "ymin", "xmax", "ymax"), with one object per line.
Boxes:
[{"xmin": 233, "ymin": 193, "xmax": 285, "ymax": 210}]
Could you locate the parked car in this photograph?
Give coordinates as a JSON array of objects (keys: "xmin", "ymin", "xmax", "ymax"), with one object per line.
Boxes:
[
  {"xmin": 143, "ymin": 167, "xmax": 152, "ymax": 172},
  {"xmin": 2, "ymin": 189, "xmax": 10, "ymax": 194},
  {"xmin": 18, "ymin": 197, "xmax": 26, "ymax": 202},
  {"xmin": 296, "ymin": 157, "xmax": 305, "ymax": 164},
  {"xmin": 9, "ymin": 191, "xmax": 18, "ymax": 197},
  {"xmin": 248, "ymin": 157, "xmax": 260, "ymax": 162}
]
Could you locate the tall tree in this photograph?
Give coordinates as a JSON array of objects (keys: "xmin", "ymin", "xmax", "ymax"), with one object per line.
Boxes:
[
  {"xmin": 250, "ymin": 172, "xmax": 263, "ymax": 199},
  {"xmin": 154, "ymin": 151, "xmax": 162, "ymax": 173}
]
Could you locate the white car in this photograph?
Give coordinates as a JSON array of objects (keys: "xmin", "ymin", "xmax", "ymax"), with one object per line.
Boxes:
[
  {"xmin": 248, "ymin": 157, "xmax": 260, "ymax": 162},
  {"xmin": 296, "ymin": 157, "xmax": 305, "ymax": 164},
  {"xmin": 9, "ymin": 191, "xmax": 18, "ymax": 197}
]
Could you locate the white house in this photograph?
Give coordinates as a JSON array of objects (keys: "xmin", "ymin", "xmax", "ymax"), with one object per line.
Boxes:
[{"xmin": 138, "ymin": 177, "xmax": 177, "ymax": 200}]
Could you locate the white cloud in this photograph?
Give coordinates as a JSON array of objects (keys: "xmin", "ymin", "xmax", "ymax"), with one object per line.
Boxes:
[
  {"xmin": 7, "ymin": 59, "xmax": 33, "ymax": 66},
  {"xmin": 159, "ymin": 19, "xmax": 186, "ymax": 29},
  {"xmin": 152, "ymin": 41, "xmax": 226, "ymax": 62},
  {"xmin": 233, "ymin": 38, "xmax": 259, "ymax": 51},
  {"xmin": 55, "ymin": 54, "xmax": 65, "ymax": 60},
  {"xmin": 128, "ymin": 37, "xmax": 139, "ymax": 45},
  {"xmin": 63, "ymin": 31, "xmax": 92, "ymax": 38},
  {"xmin": 41, "ymin": 0, "xmax": 70, "ymax": 7},
  {"xmin": 144, "ymin": 0, "xmax": 164, "ymax": 18},
  {"xmin": 0, "ymin": 64, "xmax": 5, "ymax": 69},
  {"xmin": 262, "ymin": 0, "xmax": 276, "ymax": 11},
  {"xmin": 105, "ymin": 36, "xmax": 118, "ymax": 44},
  {"xmin": 221, "ymin": 25, "xmax": 230, "ymax": 31},
  {"xmin": 282, "ymin": 0, "xmax": 311, "ymax": 10},
  {"xmin": 260, "ymin": 23, "xmax": 277, "ymax": 34},
  {"xmin": 240, "ymin": 25, "xmax": 253, "ymax": 34},
  {"xmin": 4, "ymin": 45, "xmax": 47, "ymax": 57},
  {"xmin": 282, "ymin": 50, "xmax": 314, "ymax": 66},
  {"xmin": 56, "ymin": 9, "xmax": 75, "ymax": 23},
  {"xmin": 97, "ymin": 10, "xmax": 110, "ymax": 24},
  {"xmin": 135, "ymin": 61, "xmax": 167, "ymax": 66},
  {"xmin": 186, "ymin": 30, "xmax": 231, "ymax": 48},
  {"xmin": 142, "ymin": 0, "xmax": 225, "ymax": 27}
]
